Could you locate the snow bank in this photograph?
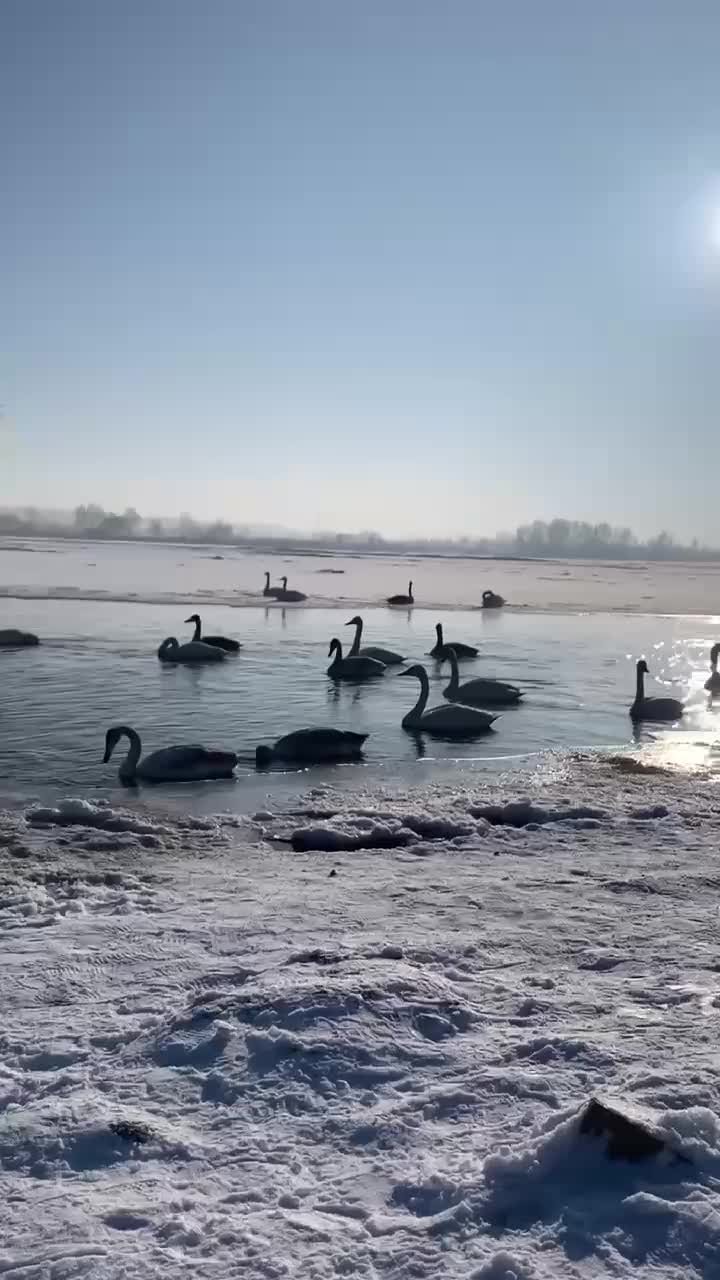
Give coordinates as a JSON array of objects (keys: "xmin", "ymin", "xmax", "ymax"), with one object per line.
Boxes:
[
  {"xmin": 26, "ymin": 797, "xmax": 167, "ymax": 835},
  {"xmin": 3, "ymin": 761, "xmax": 720, "ymax": 1277}
]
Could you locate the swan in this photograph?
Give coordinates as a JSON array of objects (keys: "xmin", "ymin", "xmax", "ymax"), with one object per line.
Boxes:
[
  {"xmin": 428, "ymin": 623, "xmax": 477, "ymax": 660},
  {"xmin": 387, "ymin": 580, "xmax": 414, "ymax": 606},
  {"xmin": 705, "ymin": 643, "xmax": 720, "ymax": 694},
  {"xmin": 103, "ymin": 725, "xmax": 238, "ymax": 783},
  {"xmin": 345, "ymin": 616, "xmax": 404, "ymax": 665},
  {"xmin": 0, "ymin": 629, "xmax": 39, "ymax": 647},
  {"xmin": 482, "ymin": 590, "xmax": 505, "ymax": 609},
  {"xmin": 263, "ymin": 572, "xmax": 283, "ymax": 598},
  {"xmin": 399, "ymin": 665, "xmax": 497, "ymax": 734},
  {"xmin": 443, "ymin": 648, "xmax": 522, "ymax": 706},
  {"xmin": 629, "ymin": 659, "xmax": 684, "ymax": 722},
  {"xmin": 158, "ymin": 636, "xmax": 226, "ymax": 664},
  {"xmin": 185, "ymin": 613, "xmax": 241, "ymax": 652},
  {"xmin": 327, "ymin": 638, "xmax": 386, "ymax": 680},
  {"xmin": 275, "ymin": 576, "xmax": 307, "ymax": 603},
  {"xmin": 256, "ymin": 727, "xmax": 368, "ymax": 766}
]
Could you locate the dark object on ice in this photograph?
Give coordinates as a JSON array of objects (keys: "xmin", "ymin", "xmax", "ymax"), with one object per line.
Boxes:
[
  {"xmin": 329, "ymin": 868, "xmax": 337, "ymax": 877},
  {"xmin": 579, "ymin": 1098, "xmax": 689, "ymax": 1164},
  {"xmin": 482, "ymin": 590, "xmax": 505, "ymax": 609},
  {"xmin": 110, "ymin": 1119, "xmax": 154, "ymax": 1144}
]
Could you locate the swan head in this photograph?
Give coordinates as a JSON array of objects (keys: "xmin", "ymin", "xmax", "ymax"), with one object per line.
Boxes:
[
  {"xmin": 637, "ymin": 659, "xmax": 649, "ymax": 675},
  {"xmin": 103, "ymin": 725, "xmax": 125, "ymax": 763},
  {"xmin": 185, "ymin": 614, "xmax": 201, "ymax": 624},
  {"xmin": 328, "ymin": 638, "xmax": 342, "ymax": 657},
  {"xmin": 345, "ymin": 616, "xmax": 362, "ymax": 627},
  {"xmin": 711, "ymin": 643, "xmax": 720, "ymax": 666},
  {"xmin": 398, "ymin": 664, "xmax": 426, "ymax": 682}
]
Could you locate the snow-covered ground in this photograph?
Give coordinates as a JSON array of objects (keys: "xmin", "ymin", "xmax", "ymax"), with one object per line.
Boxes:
[{"xmin": 3, "ymin": 756, "xmax": 720, "ymax": 1277}]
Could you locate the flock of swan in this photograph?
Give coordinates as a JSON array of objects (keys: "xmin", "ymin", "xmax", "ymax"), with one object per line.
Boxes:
[{"xmin": 3, "ymin": 572, "xmax": 716, "ymax": 786}]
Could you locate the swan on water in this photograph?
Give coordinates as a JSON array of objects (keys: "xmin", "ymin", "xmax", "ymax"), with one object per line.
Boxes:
[
  {"xmin": 399, "ymin": 665, "xmax": 498, "ymax": 734},
  {"xmin": 275, "ymin": 576, "xmax": 307, "ymax": 603},
  {"xmin": 629, "ymin": 659, "xmax": 684, "ymax": 722},
  {"xmin": 705, "ymin": 643, "xmax": 720, "ymax": 694},
  {"xmin": 103, "ymin": 725, "xmax": 238, "ymax": 783},
  {"xmin": 327, "ymin": 638, "xmax": 386, "ymax": 680},
  {"xmin": 158, "ymin": 636, "xmax": 226, "ymax": 664},
  {"xmin": 428, "ymin": 623, "xmax": 477, "ymax": 660},
  {"xmin": 0, "ymin": 629, "xmax": 39, "ymax": 647},
  {"xmin": 256, "ymin": 727, "xmax": 368, "ymax": 766},
  {"xmin": 443, "ymin": 647, "xmax": 522, "ymax": 706},
  {"xmin": 345, "ymin": 615, "xmax": 404, "ymax": 665},
  {"xmin": 387, "ymin": 580, "xmax": 414, "ymax": 606},
  {"xmin": 263, "ymin": 572, "xmax": 283, "ymax": 598},
  {"xmin": 185, "ymin": 613, "xmax": 241, "ymax": 652},
  {"xmin": 482, "ymin": 590, "xmax": 505, "ymax": 609}
]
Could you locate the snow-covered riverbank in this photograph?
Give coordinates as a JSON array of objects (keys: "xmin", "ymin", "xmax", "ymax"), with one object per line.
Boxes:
[{"xmin": 2, "ymin": 757, "xmax": 720, "ymax": 1277}]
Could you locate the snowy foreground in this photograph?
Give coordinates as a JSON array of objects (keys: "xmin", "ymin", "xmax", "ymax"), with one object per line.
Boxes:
[{"xmin": 3, "ymin": 755, "xmax": 720, "ymax": 1278}]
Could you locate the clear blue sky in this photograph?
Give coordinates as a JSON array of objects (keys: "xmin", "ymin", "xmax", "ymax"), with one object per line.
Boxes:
[{"xmin": 3, "ymin": 0, "xmax": 720, "ymax": 540}]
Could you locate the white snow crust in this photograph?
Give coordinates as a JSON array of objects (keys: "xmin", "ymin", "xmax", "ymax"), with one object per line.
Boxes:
[{"xmin": 2, "ymin": 755, "xmax": 720, "ymax": 1277}]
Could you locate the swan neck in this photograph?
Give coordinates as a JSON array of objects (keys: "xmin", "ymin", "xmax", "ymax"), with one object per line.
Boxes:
[
  {"xmin": 636, "ymin": 666, "xmax": 644, "ymax": 702},
  {"xmin": 192, "ymin": 618, "xmax": 201, "ymax": 641},
  {"xmin": 119, "ymin": 728, "xmax": 142, "ymax": 779},
  {"xmin": 447, "ymin": 652, "xmax": 459, "ymax": 691},
  {"xmin": 349, "ymin": 619, "xmax": 362, "ymax": 656},
  {"xmin": 407, "ymin": 670, "xmax": 429, "ymax": 723}
]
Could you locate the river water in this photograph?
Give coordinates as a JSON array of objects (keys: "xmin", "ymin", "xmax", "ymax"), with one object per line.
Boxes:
[{"xmin": 2, "ymin": 538, "xmax": 719, "ymax": 815}]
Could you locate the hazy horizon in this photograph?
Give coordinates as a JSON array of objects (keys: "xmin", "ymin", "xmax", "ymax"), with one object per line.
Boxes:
[
  {"xmin": 4, "ymin": 2, "xmax": 720, "ymax": 540},
  {"xmin": 2, "ymin": 501, "xmax": 718, "ymax": 560}
]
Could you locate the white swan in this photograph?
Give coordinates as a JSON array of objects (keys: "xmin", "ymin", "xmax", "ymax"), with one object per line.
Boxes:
[
  {"xmin": 387, "ymin": 580, "xmax": 414, "ymax": 606},
  {"xmin": 275, "ymin": 576, "xmax": 307, "ymax": 603},
  {"xmin": 185, "ymin": 613, "xmax": 241, "ymax": 652},
  {"xmin": 327, "ymin": 638, "xmax": 385, "ymax": 680},
  {"xmin": 345, "ymin": 615, "xmax": 404, "ymax": 665},
  {"xmin": 705, "ymin": 644, "xmax": 720, "ymax": 694},
  {"xmin": 0, "ymin": 629, "xmax": 39, "ymax": 647},
  {"xmin": 158, "ymin": 636, "xmax": 226, "ymax": 664},
  {"xmin": 630, "ymin": 659, "xmax": 684, "ymax": 721},
  {"xmin": 443, "ymin": 648, "xmax": 522, "ymax": 706},
  {"xmin": 256, "ymin": 728, "xmax": 368, "ymax": 766},
  {"xmin": 428, "ymin": 623, "xmax": 477, "ymax": 659},
  {"xmin": 399, "ymin": 665, "xmax": 498, "ymax": 734},
  {"xmin": 482, "ymin": 590, "xmax": 505, "ymax": 609},
  {"xmin": 103, "ymin": 725, "xmax": 237, "ymax": 783}
]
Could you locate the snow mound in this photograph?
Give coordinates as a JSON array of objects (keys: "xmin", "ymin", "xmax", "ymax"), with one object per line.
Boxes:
[
  {"xmin": 290, "ymin": 808, "xmax": 480, "ymax": 851},
  {"xmin": 468, "ymin": 800, "xmax": 608, "ymax": 827},
  {"xmin": 26, "ymin": 797, "xmax": 168, "ymax": 836}
]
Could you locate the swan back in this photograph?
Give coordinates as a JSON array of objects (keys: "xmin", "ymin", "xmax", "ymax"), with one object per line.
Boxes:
[{"xmin": 0, "ymin": 628, "xmax": 40, "ymax": 647}]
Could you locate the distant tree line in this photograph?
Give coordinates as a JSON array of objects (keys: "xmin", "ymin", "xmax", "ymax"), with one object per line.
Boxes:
[{"xmin": 0, "ymin": 505, "xmax": 716, "ymax": 561}]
